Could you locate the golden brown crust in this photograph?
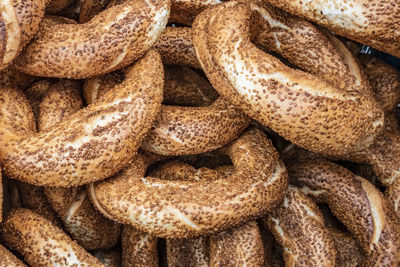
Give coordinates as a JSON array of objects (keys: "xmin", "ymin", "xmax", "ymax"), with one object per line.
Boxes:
[
  {"xmin": 358, "ymin": 54, "xmax": 400, "ymax": 114},
  {"xmin": 0, "ymin": 171, "xmax": 2, "ymax": 223},
  {"xmin": 0, "ymin": 243, "xmax": 27, "ymax": 267},
  {"xmin": 192, "ymin": 1, "xmax": 383, "ymax": 157},
  {"xmin": 16, "ymin": 182, "xmax": 62, "ymax": 228},
  {"xmin": 0, "ymin": 65, "xmax": 36, "ymax": 88},
  {"xmin": 210, "ymin": 221, "xmax": 265, "ymax": 267},
  {"xmin": 329, "ymin": 228, "xmax": 363, "ymax": 267},
  {"xmin": 289, "ymin": 159, "xmax": 400, "ymax": 266},
  {"xmin": 347, "ymin": 131, "xmax": 400, "ymax": 186},
  {"xmin": 24, "ymin": 80, "xmax": 51, "ymax": 120},
  {"xmin": 45, "ymin": 187, "xmax": 121, "ymax": 250},
  {"xmin": 156, "ymin": 163, "xmax": 261, "ymax": 266},
  {"xmin": 122, "ymin": 225, "xmax": 158, "ymax": 267},
  {"xmin": 142, "ymin": 97, "xmax": 250, "ymax": 155},
  {"xmin": 37, "ymin": 80, "xmax": 82, "ymax": 130},
  {"xmin": 36, "ymin": 71, "xmax": 121, "ymax": 251},
  {"xmin": 0, "ymin": 50, "xmax": 163, "ymax": 187},
  {"xmin": 167, "ymin": 237, "xmax": 209, "ymax": 267},
  {"xmin": 0, "ymin": 0, "xmax": 49, "ymax": 70},
  {"xmin": 1, "ymin": 209, "xmax": 105, "ymax": 266},
  {"xmin": 79, "ymin": 0, "xmax": 110, "ymax": 23},
  {"xmin": 84, "ymin": 61, "xmax": 249, "ymax": 156},
  {"xmin": 265, "ymin": 186, "xmax": 337, "ymax": 267},
  {"xmin": 14, "ymin": 0, "xmax": 170, "ymax": 78},
  {"xmin": 262, "ymin": 0, "xmax": 400, "ymax": 58},
  {"xmin": 169, "ymin": 0, "xmax": 221, "ymax": 25},
  {"xmin": 154, "ymin": 27, "xmax": 201, "ymax": 69},
  {"xmin": 90, "ymin": 128, "xmax": 288, "ymax": 238}
]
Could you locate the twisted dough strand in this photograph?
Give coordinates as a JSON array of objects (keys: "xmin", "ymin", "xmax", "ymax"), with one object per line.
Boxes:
[
  {"xmin": 89, "ymin": 128, "xmax": 288, "ymax": 238},
  {"xmin": 265, "ymin": 186, "xmax": 337, "ymax": 266},
  {"xmin": 289, "ymin": 159, "xmax": 400, "ymax": 266},
  {"xmin": 1, "ymin": 209, "xmax": 105, "ymax": 266},
  {"xmin": 0, "ymin": 0, "xmax": 50, "ymax": 70},
  {"xmin": 0, "ymin": 50, "xmax": 163, "ymax": 186},
  {"xmin": 261, "ymin": 0, "xmax": 400, "ymax": 58},
  {"xmin": 193, "ymin": 1, "xmax": 383, "ymax": 157},
  {"xmin": 14, "ymin": 0, "xmax": 170, "ymax": 78}
]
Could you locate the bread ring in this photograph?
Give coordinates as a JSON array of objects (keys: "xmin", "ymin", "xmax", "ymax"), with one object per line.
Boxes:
[
  {"xmin": 261, "ymin": 0, "xmax": 400, "ymax": 58},
  {"xmin": 386, "ymin": 177, "xmax": 400, "ymax": 220},
  {"xmin": 89, "ymin": 128, "xmax": 288, "ymax": 238},
  {"xmin": 122, "ymin": 225, "xmax": 158, "ymax": 267},
  {"xmin": 193, "ymin": 1, "xmax": 384, "ymax": 157},
  {"xmin": 0, "ymin": 50, "xmax": 163, "ymax": 187},
  {"xmin": 264, "ymin": 186, "xmax": 337, "ymax": 266},
  {"xmin": 289, "ymin": 158, "xmax": 400, "ymax": 266},
  {"xmin": 0, "ymin": 243, "xmax": 27, "ymax": 267},
  {"xmin": 153, "ymin": 161, "xmax": 264, "ymax": 266},
  {"xmin": 84, "ymin": 63, "xmax": 250, "ymax": 156},
  {"xmin": 154, "ymin": 27, "xmax": 201, "ymax": 68},
  {"xmin": 14, "ymin": 0, "xmax": 170, "ymax": 78},
  {"xmin": 1, "ymin": 209, "xmax": 105, "ymax": 266},
  {"xmin": 92, "ymin": 249, "xmax": 121, "ymax": 267},
  {"xmin": 0, "ymin": 0, "xmax": 50, "ymax": 70},
  {"xmin": 35, "ymin": 78, "xmax": 122, "ymax": 250},
  {"xmin": 16, "ymin": 182, "xmax": 62, "ymax": 227}
]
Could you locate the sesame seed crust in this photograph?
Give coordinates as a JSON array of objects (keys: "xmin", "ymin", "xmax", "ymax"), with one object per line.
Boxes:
[
  {"xmin": 16, "ymin": 182, "xmax": 62, "ymax": 227},
  {"xmin": 78, "ymin": 0, "xmax": 110, "ymax": 23},
  {"xmin": 167, "ymin": 235, "xmax": 209, "ymax": 267},
  {"xmin": 84, "ymin": 56, "xmax": 250, "ymax": 156},
  {"xmin": 122, "ymin": 225, "xmax": 159, "ymax": 267},
  {"xmin": 154, "ymin": 27, "xmax": 202, "ymax": 69},
  {"xmin": 154, "ymin": 160, "xmax": 264, "ymax": 266},
  {"xmin": 169, "ymin": 0, "xmax": 222, "ymax": 25},
  {"xmin": 0, "ymin": 243, "xmax": 27, "ymax": 267},
  {"xmin": 329, "ymin": 228, "xmax": 363, "ymax": 267},
  {"xmin": 262, "ymin": 0, "xmax": 400, "ymax": 58},
  {"xmin": 14, "ymin": 0, "xmax": 170, "ymax": 79},
  {"xmin": 0, "ymin": 50, "xmax": 164, "ymax": 187},
  {"xmin": 1, "ymin": 208, "xmax": 105, "ymax": 266},
  {"xmin": 192, "ymin": 2, "xmax": 384, "ymax": 157},
  {"xmin": 265, "ymin": 186, "xmax": 337, "ymax": 266},
  {"xmin": 89, "ymin": 128, "xmax": 288, "ymax": 238},
  {"xmin": 289, "ymin": 159, "xmax": 400, "ymax": 266},
  {"xmin": 38, "ymin": 82, "xmax": 121, "ymax": 250},
  {"xmin": 0, "ymin": 0, "xmax": 49, "ymax": 70}
]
